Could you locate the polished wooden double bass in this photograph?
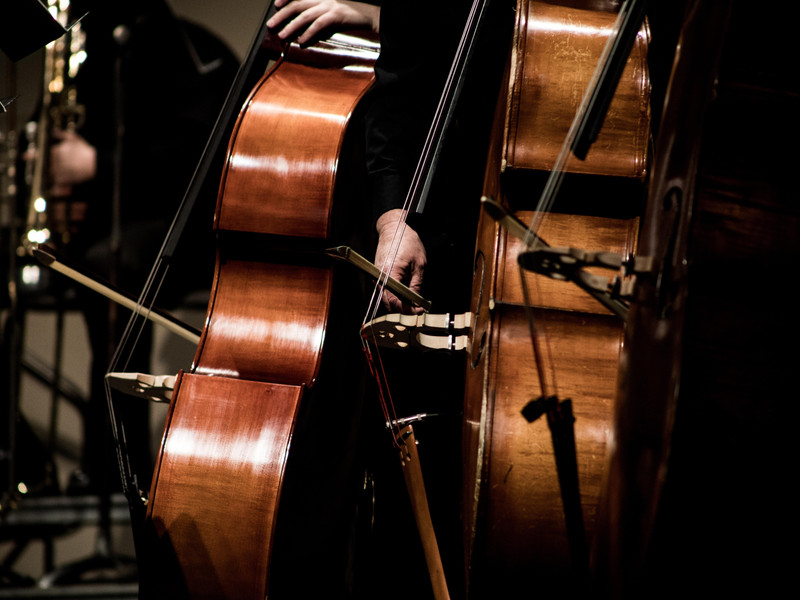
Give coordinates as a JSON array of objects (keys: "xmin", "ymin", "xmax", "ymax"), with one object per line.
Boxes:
[
  {"xmin": 139, "ymin": 29, "xmax": 379, "ymax": 599},
  {"xmin": 461, "ymin": 1, "xmax": 650, "ymax": 596},
  {"xmin": 596, "ymin": 1, "xmax": 799, "ymax": 597}
]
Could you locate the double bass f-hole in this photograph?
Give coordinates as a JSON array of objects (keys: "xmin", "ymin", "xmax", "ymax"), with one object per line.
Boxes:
[{"xmin": 469, "ymin": 249, "xmax": 487, "ymax": 369}]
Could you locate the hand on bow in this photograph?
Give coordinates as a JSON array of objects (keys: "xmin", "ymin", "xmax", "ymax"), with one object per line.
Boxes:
[
  {"xmin": 375, "ymin": 209, "xmax": 427, "ymax": 315},
  {"xmin": 267, "ymin": 0, "xmax": 380, "ymax": 46}
]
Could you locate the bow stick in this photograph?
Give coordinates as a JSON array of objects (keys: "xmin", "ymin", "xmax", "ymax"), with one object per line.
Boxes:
[{"xmin": 31, "ymin": 243, "xmax": 201, "ymax": 344}]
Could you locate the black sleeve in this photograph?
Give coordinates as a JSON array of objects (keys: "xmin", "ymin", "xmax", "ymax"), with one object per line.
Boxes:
[{"xmin": 363, "ymin": 0, "xmax": 470, "ymax": 223}]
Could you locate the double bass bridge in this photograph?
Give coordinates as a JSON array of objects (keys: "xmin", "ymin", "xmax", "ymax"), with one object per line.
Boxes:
[{"xmin": 362, "ymin": 312, "xmax": 474, "ymax": 352}]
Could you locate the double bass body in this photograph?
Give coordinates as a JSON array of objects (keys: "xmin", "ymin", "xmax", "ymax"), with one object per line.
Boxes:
[
  {"xmin": 599, "ymin": 1, "xmax": 799, "ymax": 597},
  {"xmin": 463, "ymin": 1, "xmax": 650, "ymax": 596},
  {"xmin": 464, "ymin": 0, "xmax": 797, "ymax": 596},
  {"xmin": 141, "ymin": 32, "xmax": 379, "ymax": 599}
]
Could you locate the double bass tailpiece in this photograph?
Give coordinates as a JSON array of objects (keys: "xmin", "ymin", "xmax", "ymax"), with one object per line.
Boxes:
[
  {"xmin": 482, "ymin": 196, "xmax": 653, "ymax": 320},
  {"xmin": 517, "ymin": 246, "xmax": 656, "ymax": 321},
  {"xmin": 105, "ymin": 372, "xmax": 176, "ymax": 404}
]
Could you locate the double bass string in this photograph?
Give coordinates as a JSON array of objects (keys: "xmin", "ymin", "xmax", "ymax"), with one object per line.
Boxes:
[
  {"xmin": 362, "ymin": 0, "xmax": 490, "ymax": 442},
  {"xmin": 102, "ymin": 1, "xmax": 277, "ymax": 502},
  {"xmin": 103, "ymin": 258, "xmax": 174, "ymax": 499},
  {"xmin": 358, "ymin": 3, "xmax": 492, "ymax": 598},
  {"xmin": 108, "ymin": 0, "xmax": 276, "ymax": 373},
  {"xmin": 363, "ymin": 0, "xmax": 489, "ymax": 329}
]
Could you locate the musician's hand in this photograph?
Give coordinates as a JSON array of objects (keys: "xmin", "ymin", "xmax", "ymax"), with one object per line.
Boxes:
[
  {"xmin": 375, "ymin": 209, "xmax": 427, "ymax": 315},
  {"xmin": 49, "ymin": 129, "xmax": 96, "ymax": 197},
  {"xmin": 267, "ymin": 0, "xmax": 379, "ymax": 46}
]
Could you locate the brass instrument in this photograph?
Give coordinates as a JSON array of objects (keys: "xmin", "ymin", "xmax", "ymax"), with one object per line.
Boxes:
[{"xmin": 20, "ymin": 0, "xmax": 86, "ymax": 254}]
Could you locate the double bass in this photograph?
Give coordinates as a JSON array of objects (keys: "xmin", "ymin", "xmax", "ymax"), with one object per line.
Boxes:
[
  {"xmin": 597, "ymin": 0, "xmax": 799, "ymax": 597},
  {"xmin": 343, "ymin": 0, "xmax": 652, "ymax": 596},
  {"xmin": 458, "ymin": 0, "xmax": 796, "ymax": 596},
  {"xmin": 138, "ymin": 23, "xmax": 379, "ymax": 599},
  {"xmin": 459, "ymin": 0, "xmax": 650, "ymax": 596},
  {"xmin": 362, "ymin": 0, "xmax": 650, "ymax": 596}
]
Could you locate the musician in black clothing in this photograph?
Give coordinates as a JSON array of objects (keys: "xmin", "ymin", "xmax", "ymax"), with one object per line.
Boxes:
[
  {"xmin": 270, "ymin": 0, "xmax": 491, "ymax": 311},
  {"xmin": 271, "ymin": 3, "xmax": 510, "ymax": 599}
]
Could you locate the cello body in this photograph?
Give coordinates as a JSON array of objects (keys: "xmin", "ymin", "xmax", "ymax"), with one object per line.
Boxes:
[
  {"xmin": 462, "ymin": 1, "xmax": 650, "ymax": 596},
  {"xmin": 141, "ymin": 32, "xmax": 379, "ymax": 599}
]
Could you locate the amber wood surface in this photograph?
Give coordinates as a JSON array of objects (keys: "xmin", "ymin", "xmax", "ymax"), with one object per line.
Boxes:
[
  {"xmin": 505, "ymin": 1, "xmax": 650, "ymax": 178},
  {"xmin": 462, "ymin": 1, "xmax": 650, "ymax": 596},
  {"xmin": 193, "ymin": 258, "xmax": 332, "ymax": 385},
  {"xmin": 479, "ymin": 306, "xmax": 620, "ymax": 587},
  {"xmin": 143, "ymin": 31, "xmax": 377, "ymax": 599},
  {"xmin": 497, "ymin": 210, "xmax": 638, "ymax": 313},
  {"xmin": 463, "ymin": 203, "xmax": 628, "ymax": 597},
  {"xmin": 146, "ymin": 373, "xmax": 303, "ymax": 599},
  {"xmin": 216, "ymin": 56, "xmax": 376, "ymax": 238}
]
